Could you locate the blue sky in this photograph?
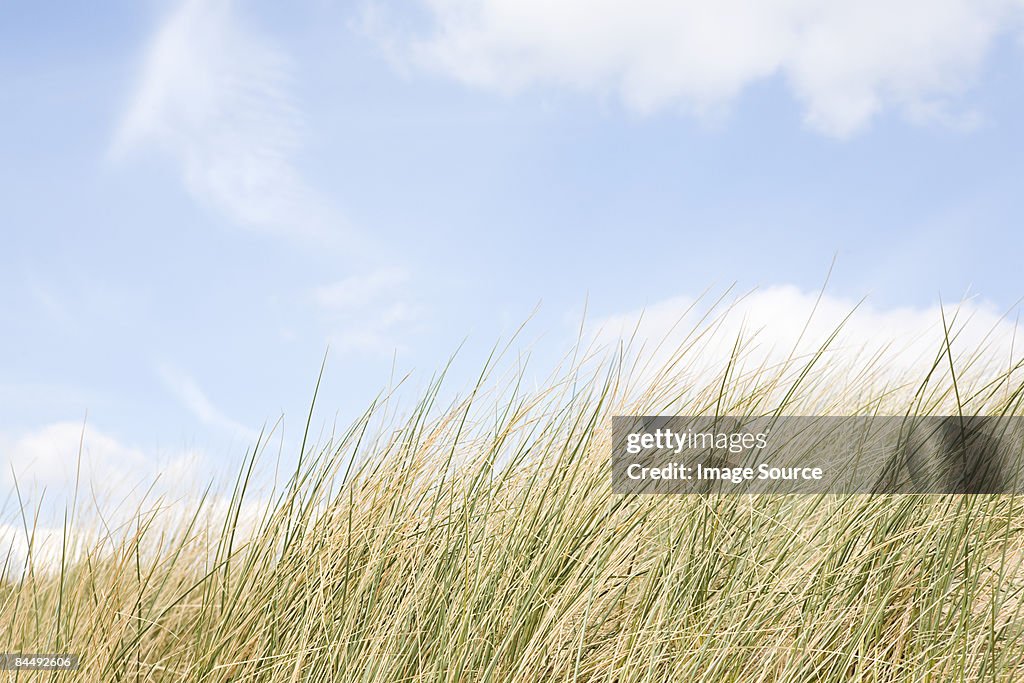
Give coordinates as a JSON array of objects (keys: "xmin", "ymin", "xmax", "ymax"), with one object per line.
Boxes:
[{"xmin": 4, "ymin": 0, "xmax": 1024, "ymax": 498}]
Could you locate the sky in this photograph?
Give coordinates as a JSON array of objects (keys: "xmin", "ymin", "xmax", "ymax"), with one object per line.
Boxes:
[{"xmin": 3, "ymin": 0, "xmax": 1024, "ymax": 506}]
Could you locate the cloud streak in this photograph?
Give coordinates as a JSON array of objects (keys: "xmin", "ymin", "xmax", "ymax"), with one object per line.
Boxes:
[{"xmin": 158, "ymin": 365, "xmax": 259, "ymax": 441}]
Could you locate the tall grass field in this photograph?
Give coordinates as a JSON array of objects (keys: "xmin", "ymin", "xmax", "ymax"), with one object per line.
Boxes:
[{"xmin": 4, "ymin": 306, "xmax": 1024, "ymax": 681}]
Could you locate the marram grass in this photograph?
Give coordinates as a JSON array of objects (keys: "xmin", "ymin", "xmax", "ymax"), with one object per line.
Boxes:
[{"xmin": 4, "ymin": 321, "xmax": 1024, "ymax": 681}]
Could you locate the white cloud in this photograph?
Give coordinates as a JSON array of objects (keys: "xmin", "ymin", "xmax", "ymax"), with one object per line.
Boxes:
[
  {"xmin": 312, "ymin": 267, "xmax": 423, "ymax": 353},
  {"xmin": 113, "ymin": 0, "xmax": 336, "ymax": 237},
  {"xmin": 398, "ymin": 0, "xmax": 1024, "ymax": 136},
  {"xmin": 2, "ymin": 422, "xmax": 204, "ymax": 503},
  {"xmin": 0, "ymin": 424, "xmax": 256, "ymax": 576},
  {"xmin": 0, "ymin": 522, "xmax": 93, "ymax": 578},
  {"xmin": 589, "ymin": 286, "xmax": 1023, "ymax": 406},
  {"xmin": 4, "ymin": 421, "xmax": 146, "ymax": 493},
  {"xmin": 158, "ymin": 365, "xmax": 259, "ymax": 441}
]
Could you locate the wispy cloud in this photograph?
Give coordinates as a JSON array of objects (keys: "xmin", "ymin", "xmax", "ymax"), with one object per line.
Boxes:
[
  {"xmin": 312, "ymin": 267, "xmax": 423, "ymax": 354},
  {"xmin": 113, "ymin": 0, "xmax": 337, "ymax": 239},
  {"xmin": 157, "ymin": 364, "xmax": 259, "ymax": 441},
  {"xmin": 390, "ymin": 0, "xmax": 1024, "ymax": 136},
  {"xmin": 312, "ymin": 267, "xmax": 410, "ymax": 311}
]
